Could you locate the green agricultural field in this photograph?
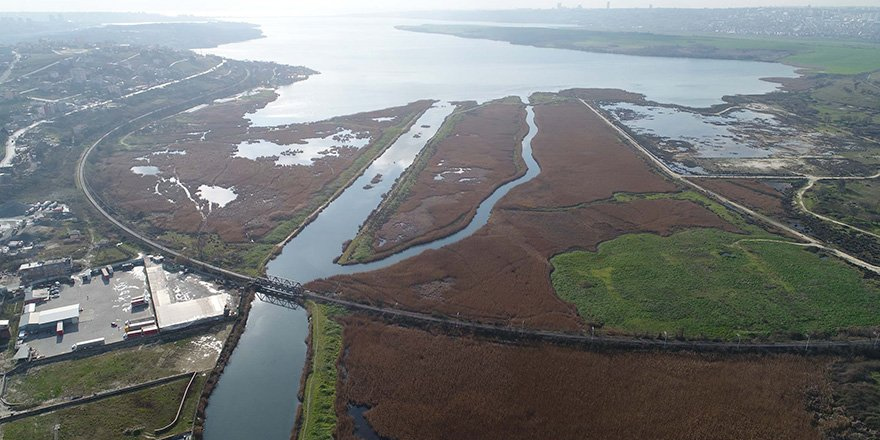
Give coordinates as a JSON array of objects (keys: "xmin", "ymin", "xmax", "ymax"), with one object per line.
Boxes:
[
  {"xmin": 551, "ymin": 228, "xmax": 880, "ymax": 340},
  {"xmin": 298, "ymin": 302, "xmax": 345, "ymax": 440},
  {"xmin": 2, "ymin": 374, "xmax": 205, "ymax": 440},
  {"xmin": 804, "ymin": 179, "xmax": 880, "ymax": 235}
]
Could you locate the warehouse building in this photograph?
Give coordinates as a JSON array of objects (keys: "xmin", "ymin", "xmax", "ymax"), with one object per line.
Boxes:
[
  {"xmin": 18, "ymin": 257, "xmax": 74, "ymax": 284},
  {"xmin": 18, "ymin": 303, "xmax": 79, "ymax": 331}
]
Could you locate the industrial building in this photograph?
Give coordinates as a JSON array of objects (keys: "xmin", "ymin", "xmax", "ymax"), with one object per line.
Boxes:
[
  {"xmin": 24, "ymin": 287, "xmax": 50, "ymax": 305},
  {"xmin": 145, "ymin": 259, "xmax": 229, "ymax": 330},
  {"xmin": 18, "ymin": 257, "xmax": 74, "ymax": 284},
  {"xmin": 18, "ymin": 303, "xmax": 79, "ymax": 331}
]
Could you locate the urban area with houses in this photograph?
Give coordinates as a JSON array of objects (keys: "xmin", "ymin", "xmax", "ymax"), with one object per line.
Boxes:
[{"xmin": 0, "ymin": 20, "xmax": 301, "ymax": 437}]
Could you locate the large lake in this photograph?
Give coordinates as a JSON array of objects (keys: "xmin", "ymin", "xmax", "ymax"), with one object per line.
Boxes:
[{"xmin": 199, "ymin": 16, "xmax": 798, "ymax": 440}]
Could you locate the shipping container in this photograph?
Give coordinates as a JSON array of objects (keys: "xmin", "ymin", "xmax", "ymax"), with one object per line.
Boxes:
[
  {"xmin": 125, "ymin": 318, "xmax": 156, "ymax": 331},
  {"xmin": 124, "ymin": 329, "xmax": 143, "ymax": 339},
  {"xmin": 130, "ymin": 295, "xmax": 147, "ymax": 308},
  {"xmin": 71, "ymin": 337, "xmax": 104, "ymax": 351},
  {"xmin": 141, "ymin": 325, "xmax": 159, "ymax": 336},
  {"xmin": 100, "ymin": 268, "xmax": 109, "ymax": 279}
]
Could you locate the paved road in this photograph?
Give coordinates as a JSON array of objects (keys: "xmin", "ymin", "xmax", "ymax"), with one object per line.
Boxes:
[
  {"xmin": 1, "ymin": 119, "xmax": 46, "ymax": 167},
  {"xmin": 0, "ymin": 50, "xmax": 20, "ymax": 84}
]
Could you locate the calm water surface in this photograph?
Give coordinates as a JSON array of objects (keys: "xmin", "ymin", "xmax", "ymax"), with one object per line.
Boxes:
[
  {"xmin": 200, "ymin": 16, "xmax": 798, "ymax": 440},
  {"xmin": 202, "ymin": 17, "xmax": 796, "ymax": 124}
]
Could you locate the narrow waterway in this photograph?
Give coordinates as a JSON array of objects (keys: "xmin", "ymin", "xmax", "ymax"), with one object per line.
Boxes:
[
  {"xmin": 266, "ymin": 102, "xmax": 454, "ymax": 281},
  {"xmin": 269, "ymin": 103, "xmax": 541, "ymax": 281},
  {"xmin": 198, "ymin": 15, "xmax": 800, "ymax": 439},
  {"xmin": 204, "ymin": 101, "xmax": 540, "ymax": 439},
  {"xmin": 204, "ymin": 102, "xmax": 449, "ymax": 439}
]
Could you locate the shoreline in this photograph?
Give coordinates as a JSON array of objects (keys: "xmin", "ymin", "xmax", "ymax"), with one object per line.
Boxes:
[
  {"xmin": 258, "ymin": 101, "xmax": 437, "ymax": 273},
  {"xmin": 338, "ymin": 98, "xmax": 531, "ymax": 266},
  {"xmin": 192, "ymin": 289, "xmax": 256, "ymax": 439}
]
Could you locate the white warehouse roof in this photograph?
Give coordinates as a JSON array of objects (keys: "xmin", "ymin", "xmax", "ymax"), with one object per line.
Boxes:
[{"xmin": 33, "ymin": 303, "xmax": 79, "ymax": 325}]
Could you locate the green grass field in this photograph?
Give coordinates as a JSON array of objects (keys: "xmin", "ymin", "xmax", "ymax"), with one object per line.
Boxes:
[
  {"xmin": 804, "ymin": 179, "xmax": 880, "ymax": 235},
  {"xmin": 298, "ymin": 302, "xmax": 345, "ymax": 440},
  {"xmin": 551, "ymin": 228, "xmax": 880, "ymax": 340},
  {"xmin": 402, "ymin": 24, "xmax": 880, "ymax": 75},
  {"xmin": 2, "ymin": 374, "xmax": 205, "ymax": 440},
  {"xmin": 5, "ymin": 327, "xmax": 228, "ymax": 407}
]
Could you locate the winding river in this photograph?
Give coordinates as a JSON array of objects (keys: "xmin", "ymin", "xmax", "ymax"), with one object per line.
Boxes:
[{"xmin": 199, "ymin": 16, "xmax": 799, "ymax": 439}]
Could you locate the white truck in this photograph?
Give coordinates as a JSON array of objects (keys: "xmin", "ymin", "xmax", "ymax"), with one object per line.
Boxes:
[{"xmin": 71, "ymin": 337, "xmax": 105, "ymax": 351}]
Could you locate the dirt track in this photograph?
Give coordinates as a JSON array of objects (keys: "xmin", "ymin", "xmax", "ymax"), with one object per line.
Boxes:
[
  {"xmin": 336, "ymin": 318, "xmax": 827, "ymax": 440},
  {"xmin": 309, "ymin": 99, "xmax": 735, "ymax": 331}
]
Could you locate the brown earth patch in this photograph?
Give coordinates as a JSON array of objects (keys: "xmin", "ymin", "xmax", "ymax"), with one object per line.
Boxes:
[
  {"xmin": 352, "ymin": 98, "xmax": 528, "ymax": 262},
  {"xmin": 499, "ymin": 98, "xmax": 676, "ymax": 209},
  {"xmin": 309, "ymin": 99, "xmax": 737, "ymax": 331},
  {"xmin": 92, "ymin": 94, "xmax": 433, "ymax": 243},
  {"xmin": 335, "ymin": 318, "xmax": 828, "ymax": 440},
  {"xmin": 698, "ymin": 178, "xmax": 788, "ymax": 216}
]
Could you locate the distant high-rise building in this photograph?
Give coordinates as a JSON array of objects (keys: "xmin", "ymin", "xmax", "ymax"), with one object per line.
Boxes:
[{"xmin": 607, "ymin": 1, "xmax": 611, "ymax": 9}]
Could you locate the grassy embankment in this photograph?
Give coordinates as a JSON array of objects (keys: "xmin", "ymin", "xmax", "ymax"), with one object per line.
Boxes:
[
  {"xmin": 4, "ymin": 325, "xmax": 229, "ymax": 407},
  {"xmin": 1, "ymin": 374, "xmax": 206, "ymax": 440},
  {"xmin": 0, "ymin": 298, "xmax": 23, "ymax": 352},
  {"xmin": 803, "ymin": 179, "xmax": 880, "ymax": 235},
  {"xmin": 551, "ymin": 192, "xmax": 880, "ymax": 340},
  {"xmin": 338, "ymin": 103, "xmax": 472, "ymax": 264},
  {"xmin": 399, "ymin": 24, "xmax": 880, "ymax": 75},
  {"xmin": 297, "ymin": 301, "xmax": 345, "ymax": 440}
]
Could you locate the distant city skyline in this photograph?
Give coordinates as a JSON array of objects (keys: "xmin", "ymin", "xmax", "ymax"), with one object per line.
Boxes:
[{"xmin": 1, "ymin": 0, "xmax": 878, "ymax": 17}]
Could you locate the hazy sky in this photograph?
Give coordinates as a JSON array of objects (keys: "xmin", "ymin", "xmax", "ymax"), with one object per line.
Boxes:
[{"xmin": 1, "ymin": 0, "xmax": 876, "ymax": 16}]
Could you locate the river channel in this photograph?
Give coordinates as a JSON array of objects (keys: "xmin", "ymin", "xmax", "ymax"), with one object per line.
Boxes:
[{"xmin": 199, "ymin": 16, "xmax": 799, "ymax": 439}]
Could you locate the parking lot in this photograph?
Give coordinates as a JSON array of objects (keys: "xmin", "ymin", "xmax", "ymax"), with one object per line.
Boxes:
[{"xmin": 25, "ymin": 266, "xmax": 154, "ymax": 358}]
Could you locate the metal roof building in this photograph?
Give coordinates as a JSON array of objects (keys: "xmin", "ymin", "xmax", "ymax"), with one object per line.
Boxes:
[{"xmin": 19, "ymin": 303, "xmax": 80, "ymax": 330}]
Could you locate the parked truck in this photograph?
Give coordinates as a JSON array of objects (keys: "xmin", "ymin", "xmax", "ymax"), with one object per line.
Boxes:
[
  {"xmin": 71, "ymin": 337, "xmax": 105, "ymax": 351},
  {"xmin": 124, "ymin": 318, "xmax": 156, "ymax": 331}
]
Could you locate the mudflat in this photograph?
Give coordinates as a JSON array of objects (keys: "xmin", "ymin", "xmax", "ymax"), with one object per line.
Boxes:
[{"xmin": 93, "ymin": 93, "xmax": 433, "ymax": 243}]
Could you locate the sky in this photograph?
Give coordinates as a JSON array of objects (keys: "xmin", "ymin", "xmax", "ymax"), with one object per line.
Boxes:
[{"xmin": 1, "ymin": 0, "xmax": 876, "ymax": 16}]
